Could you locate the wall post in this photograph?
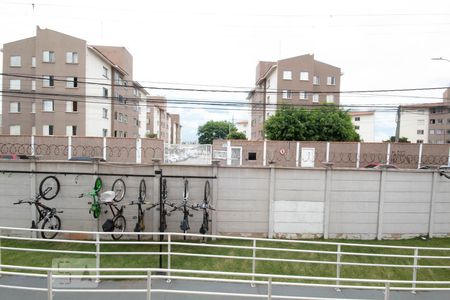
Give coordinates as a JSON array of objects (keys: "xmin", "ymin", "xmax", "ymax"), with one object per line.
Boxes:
[
  {"xmin": 356, "ymin": 142, "xmax": 361, "ymax": 168},
  {"xmin": 212, "ymin": 160, "xmax": 220, "ymax": 239},
  {"xmin": 102, "ymin": 137, "xmax": 107, "ymax": 161},
  {"xmin": 296, "ymin": 142, "xmax": 300, "ymax": 167},
  {"xmin": 427, "ymin": 171, "xmax": 438, "ymax": 238},
  {"xmin": 417, "ymin": 143, "xmax": 423, "ymax": 169},
  {"xmin": 226, "ymin": 140, "xmax": 232, "ymax": 166},
  {"xmin": 136, "ymin": 138, "xmax": 142, "ymax": 164},
  {"xmin": 268, "ymin": 164, "xmax": 276, "ymax": 238},
  {"xmin": 152, "ymin": 159, "xmax": 161, "ymax": 240},
  {"xmin": 30, "ymin": 158, "xmax": 37, "ymax": 238},
  {"xmin": 323, "ymin": 163, "xmax": 333, "ymax": 239},
  {"xmin": 377, "ymin": 168, "xmax": 387, "ymax": 240},
  {"xmin": 263, "ymin": 139, "xmax": 267, "ymax": 166},
  {"xmin": 68, "ymin": 136, "xmax": 72, "ymax": 160}
]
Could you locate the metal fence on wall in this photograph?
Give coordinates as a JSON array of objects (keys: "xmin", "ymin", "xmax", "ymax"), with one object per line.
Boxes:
[{"xmin": 164, "ymin": 144, "xmax": 212, "ymax": 165}]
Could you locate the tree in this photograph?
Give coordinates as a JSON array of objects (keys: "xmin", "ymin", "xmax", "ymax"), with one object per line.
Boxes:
[
  {"xmin": 385, "ymin": 136, "xmax": 410, "ymax": 143},
  {"xmin": 145, "ymin": 132, "xmax": 158, "ymax": 138},
  {"xmin": 197, "ymin": 121, "xmax": 236, "ymax": 144},
  {"xmin": 227, "ymin": 131, "xmax": 247, "ymax": 140},
  {"xmin": 264, "ymin": 105, "xmax": 360, "ymax": 142}
]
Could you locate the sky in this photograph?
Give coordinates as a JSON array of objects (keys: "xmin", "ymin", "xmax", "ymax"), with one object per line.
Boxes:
[{"xmin": 0, "ymin": 0, "xmax": 449, "ymax": 142}]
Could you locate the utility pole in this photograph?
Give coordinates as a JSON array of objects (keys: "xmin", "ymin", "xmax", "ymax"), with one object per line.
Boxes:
[{"xmin": 395, "ymin": 106, "xmax": 401, "ymax": 142}]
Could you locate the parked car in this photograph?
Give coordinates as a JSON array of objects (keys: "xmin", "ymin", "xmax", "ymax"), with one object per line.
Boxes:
[
  {"xmin": 364, "ymin": 163, "xmax": 398, "ymax": 169},
  {"xmin": 0, "ymin": 154, "xmax": 30, "ymax": 160}
]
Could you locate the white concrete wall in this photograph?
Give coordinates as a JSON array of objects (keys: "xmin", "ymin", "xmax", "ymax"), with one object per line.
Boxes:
[
  {"xmin": 1, "ymin": 161, "xmax": 449, "ymax": 239},
  {"xmin": 85, "ymin": 48, "xmax": 112, "ymax": 137}
]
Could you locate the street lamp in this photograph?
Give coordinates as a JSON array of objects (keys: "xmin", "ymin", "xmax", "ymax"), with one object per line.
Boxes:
[{"xmin": 431, "ymin": 57, "xmax": 450, "ymax": 62}]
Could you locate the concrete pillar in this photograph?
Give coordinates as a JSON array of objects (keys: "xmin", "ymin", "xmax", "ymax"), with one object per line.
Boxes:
[
  {"xmin": 30, "ymin": 158, "xmax": 37, "ymax": 238},
  {"xmin": 296, "ymin": 142, "xmax": 300, "ymax": 167},
  {"xmin": 323, "ymin": 163, "xmax": 333, "ymax": 239},
  {"xmin": 326, "ymin": 142, "xmax": 330, "ymax": 163},
  {"xmin": 68, "ymin": 136, "xmax": 72, "ymax": 160},
  {"xmin": 268, "ymin": 164, "xmax": 276, "ymax": 238},
  {"xmin": 417, "ymin": 143, "xmax": 423, "ymax": 169},
  {"xmin": 376, "ymin": 168, "xmax": 387, "ymax": 240},
  {"xmin": 102, "ymin": 137, "xmax": 107, "ymax": 161},
  {"xmin": 386, "ymin": 143, "xmax": 391, "ymax": 164},
  {"xmin": 226, "ymin": 140, "xmax": 231, "ymax": 166},
  {"xmin": 136, "ymin": 138, "xmax": 142, "ymax": 164},
  {"xmin": 427, "ymin": 171, "xmax": 438, "ymax": 238},
  {"xmin": 356, "ymin": 142, "xmax": 361, "ymax": 168},
  {"xmin": 263, "ymin": 140, "xmax": 267, "ymax": 166},
  {"xmin": 152, "ymin": 159, "xmax": 161, "ymax": 239},
  {"xmin": 212, "ymin": 160, "xmax": 220, "ymax": 238}
]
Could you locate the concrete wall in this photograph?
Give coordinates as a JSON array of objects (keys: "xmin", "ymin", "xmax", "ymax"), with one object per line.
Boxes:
[{"xmin": 0, "ymin": 161, "xmax": 449, "ymax": 240}]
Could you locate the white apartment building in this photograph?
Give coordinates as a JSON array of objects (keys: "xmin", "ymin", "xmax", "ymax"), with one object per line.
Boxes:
[{"xmin": 349, "ymin": 111, "xmax": 375, "ymax": 142}]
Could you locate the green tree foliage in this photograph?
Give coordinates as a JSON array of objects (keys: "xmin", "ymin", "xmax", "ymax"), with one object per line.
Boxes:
[
  {"xmin": 145, "ymin": 132, "xmax": 158, "ymax": 138},
  {"xmin": 264, "ymin": 106, "xmax": 360, "ymax": 142},
  {"xmin": 198, "ymin": 121, "xmax": 237, "ymax": 144},
  {"xmin": 385, "ymin": 136, "xmax": 410, "ymax": 143},
  {"xmin": 227, "ymin": 131, "xmax": 247, "ymax": 140}
]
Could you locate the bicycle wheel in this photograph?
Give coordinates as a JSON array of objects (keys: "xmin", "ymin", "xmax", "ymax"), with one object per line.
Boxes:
[
  {"xmin": 204, "ymin": 180, "xmax": 210, "ymax": 204},
  {"xmin": 39, "ymin": 176, "xmax": 60, "ymax": 200},
  {"xmin": 41, "ymin": 215, "xmax": 61, "ymax": 239},
  {"xmin": 162, "ymin": 178, "xmax": 168, "ymax": 199},
  {"xmin": 112, "ymin": 178, "xmax": 126, "ymax": 202},
  {"xmin": 139, "ymin": 179, "xmax": 146, "ymax": 202},
  {"xmin": 183, "ymin": 179, "xmax": 189, "ymax": 200},
  {"xmin": 94, "ymin": 177, "xmax": 102, "ymax": 193},
  {"xmin": 111, "ymin": 215, "xmax": 126, "ymax": 240}
]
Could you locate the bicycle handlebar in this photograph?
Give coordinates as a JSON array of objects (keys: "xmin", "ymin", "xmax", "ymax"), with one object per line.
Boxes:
[
  {"xmin": 440, "ymin": 171, "xmax": 450, "ymax": 179},
  {"xmin": 14, "ymin": 200, "xmax": 33, "ymax": 205}
]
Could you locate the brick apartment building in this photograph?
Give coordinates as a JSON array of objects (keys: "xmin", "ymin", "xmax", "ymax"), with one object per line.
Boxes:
[
  {"xmin": 2, "ymin": 27, "xmax": 181, "ymax": 144},
  {"xmin": 399, "ymin": 89, "xmax": 450, "ymax": 144},
  {"xmin": 248, "ymin": 54, "xmax": 341, "ymax": 140},
  {"xmin": 145, "ymin": 96, "xmax": 181, "ymax": 144}
]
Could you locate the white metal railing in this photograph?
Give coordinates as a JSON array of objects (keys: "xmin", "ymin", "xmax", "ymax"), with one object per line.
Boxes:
[{"xmin": 1, "ymin": 226, "xmax": 450, "ymax": 299}]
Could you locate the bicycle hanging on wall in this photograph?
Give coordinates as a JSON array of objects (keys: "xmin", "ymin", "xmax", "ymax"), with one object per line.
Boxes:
[
  {"xmin": 172, "ymin": 179, "xmax": 198, "ymax": 240},
  {"xmin": 14, "ymin": 176, "xmax": 62, "ymax": 239},
  {"xmin": 198, "ymin": 180, "xmax": 215, "ymax": 235}
]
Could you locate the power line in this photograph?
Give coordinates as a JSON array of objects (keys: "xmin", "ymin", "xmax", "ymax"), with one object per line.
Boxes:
[{"xmin": 2, "ymin": 72, "xmax": 449, "ymax": 95}]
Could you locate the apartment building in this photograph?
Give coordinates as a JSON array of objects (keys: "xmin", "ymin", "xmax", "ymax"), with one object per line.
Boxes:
[
  {"xmin": 248, "ymin": 54, "xmax": 341, "ymax": 140},
  {"xmin": 349, "ymin": 111, "xmax": 375, "ymax": 142},
  {"xmin": 399, "ymin": 89, "xmax": 450, "ymax": 144},
  {"xmin": 145, "ymin": 96, "xmax": 181, "ymax": 144},
  {"xmin": 235, "ymin": 120, "xmax": 250, "ymax": 140},
  {"xmin": 1, "ymin": 27, "xmax": 148, "ymax": 138}
]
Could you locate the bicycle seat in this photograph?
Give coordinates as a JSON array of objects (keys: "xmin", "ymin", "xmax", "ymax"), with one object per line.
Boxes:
[{"xmin": 100, "ymin": 191, "xmax": 116, "ymax": 203}]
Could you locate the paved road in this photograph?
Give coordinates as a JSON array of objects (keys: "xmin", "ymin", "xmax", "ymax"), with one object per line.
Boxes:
[{"xmin": 1, "ymin": 275, "xmax": 449, "ymax": 300}]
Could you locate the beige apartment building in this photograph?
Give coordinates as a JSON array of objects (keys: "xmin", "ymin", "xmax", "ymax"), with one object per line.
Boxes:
[
  {"xmin": 145, "ymin": 96, "xmax": 181, "ymax": 144},
  {"xmin": 248, "ymin": 54, "xmax": 341, "ymax": 140},
  {"xmin": 349, "ymin": 111, "xmax": 375, "ymax": 142},
  {"xmin": 1, "ymin": 27, "xmax": 154, "ymax": 139}
]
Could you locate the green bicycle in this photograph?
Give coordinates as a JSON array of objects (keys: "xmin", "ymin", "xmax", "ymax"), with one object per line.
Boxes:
[{"xmin": 79, "ymin": 177, "xmax": 103, "ymax": 218}]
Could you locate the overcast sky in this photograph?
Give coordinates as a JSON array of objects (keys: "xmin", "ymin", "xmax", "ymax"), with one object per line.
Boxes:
[{"xmin": 1, "ymin": 0, "xmax": 449, "ymax": 142}]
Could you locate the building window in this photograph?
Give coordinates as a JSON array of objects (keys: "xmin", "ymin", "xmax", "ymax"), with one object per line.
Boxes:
[
  {"xmin": 102, "ymin": 129, "xmax": 108, "ymax": 137},
  {"xmin": 102, "ymin": 108, "xmax": 108, "ymax": 119},
  {"xmin": 31, "ymin": 102, "xmax": 36, "ymax": 113},
  {"xmin": 313, "ymin": 75, "xmax": 320, "ymax": 85},
  {"xmin": 437, "ymin": 119, "xmax": 443, "ymax": 124},
  {"xmin": 66, "ymin": 101, "xmax": 78, "ymax": 112},
  {"xmin": 248, "ymin": 152, "xmax": 257, "ymax": 160},
  {"xmin": 429, "ymin": 129, "xmax": 435, "ymax": 135},
  {"xmin": 31, "ymin": 57, "xmax": 36, "ymax": 68},
  {"xmin": 9, "ymin": 79, "xmax": 21, "ymax": 90},
  {"xmin": 114, "ymin": 130, "xmax": 117, "ymax": 137},
  {"xmin": 10, "ymin": 55, "xmax": 21, "ymax": 67},
  {"xmin": 9, "ymin": 125, "xmax": 21, "ymax": 135},
  {"xmin": 31, "ymin": 80, "xmax": 36, "ymax": 91},
  {"xmin": 9, "ymin": 102, "xmax": 20, "ymax": 113},
  {"xmin": 282, "ymin": 90, "xmax": 292, "ymax": 99},
  {"xmin": 300, "ymin": 71, "xmax": 309, "ymax": 81},
  {"xmin": 417, "ymin": 130, "xmax": 424, "ymax": 135},
  {"xmin": 430, "ymin": 119, "xmax": 435, "ymax": 124},
  {"xmin": 66, "ymin": 125, "xmax": 77, "ymax": 136},
  {"xmin": 124, "ymin": 115, "xmax": 128, "ymax": 123},
  {"xmin": 43, "ymin": 100, "xmax": 54, "ymax": 112},
  {"xmin": 299, "ymin": 91, "xmax": 308, "ymax": 100},
  {"xmin": 354, "ymin": 117, "xmax": 360, "ymax": 121},
  {"xmin": 31, "ymin": 126, "xmax": 36, "ymax": 135},
  {"xmin": 103, "ymin": 66, "xmax": 108, "ymax": 78},
  {"xmin": 43, "ymin": 75, "xmax": 55, "ymax": 87},
  {"xmin": 417, "ymin": 140, "xmax": 423, "ymax": 143},
  {"xmin": 103, "ymin": 87, "xmax": 108, "ymax": 98},
  {"xmin": 42, "ymin": 51, "xmax": 55, "ymax": 63},
  {"xmin": 114, "ymin": 72, "xmax": 124, "ymax": 85},
  {"xmin": 436, "ymin": 129, "xmax": 444, "ymax": 134},
  {"xmin": 66, "ymin": 77, "xmax": 78, "ymax": 88},
  {"xmin": 124, "ymin": 132, "xmax": 127, "ymax": 138},
  {"xmin": 282, "ymin": 71, "xmax": 292, "ymax": 80},
  {"xmin": 355, "ymin": 126, "xmax": 360, "ymax": 130},
  {"xmin": 312, "ymin": 94, "xmax": 319, "ymax": 103},
  {"xmin": 327, "ymin": 76, "xmax": 336, "ymax": 85},
  {"xmin": 66, "ymin": 52, "xmax": 78, "ymax": 64},
  {"xmin": 43, "ymin": 125, "xmax": 54, "ymax": 136},
  {"xmin": 119, "ymin": 113, "xmax": 123, "ymax": 122},
  {"xmin": 326, "ymin": 95, "xmax": 335, "ymax": 103}
]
